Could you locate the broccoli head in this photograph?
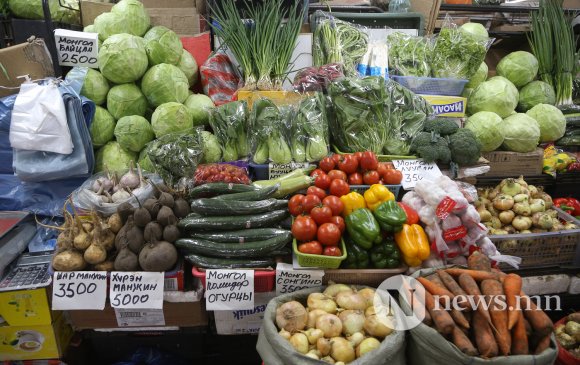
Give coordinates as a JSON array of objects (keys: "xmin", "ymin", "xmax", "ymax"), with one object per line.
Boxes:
[
  {"xmin": 423, "ymin": 118, "xmax": 460, "ymax": 135},
  {"xmin": 449, "ymin": 128, "xmax": 482, "ymax": 166},
  {"xmin": 410, "ymin": 131, "xmax": 451, "ymax": 163}
]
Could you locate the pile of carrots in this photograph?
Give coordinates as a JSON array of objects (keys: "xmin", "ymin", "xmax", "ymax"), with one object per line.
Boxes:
[{"xmin": 416, "ymin": 252, "xmax": 554, "ymax": 358}]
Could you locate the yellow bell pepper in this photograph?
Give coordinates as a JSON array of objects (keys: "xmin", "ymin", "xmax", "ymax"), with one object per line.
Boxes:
[
  {"xmin": 363, "ymin": 184, "xmax": 394, "ymax": 211},
  {"xmin": 394, "ymin": 224, "xmax": 430, "ymax": 267},
  {"xmin": 340, "ymin": 192, "xmax": 366, "ymax": 217}
]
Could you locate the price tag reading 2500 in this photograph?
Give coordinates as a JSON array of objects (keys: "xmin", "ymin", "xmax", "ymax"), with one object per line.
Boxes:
[
  {"xmin": 54, "ymin": 29, "xmax": 99, "ymax": 68},
  {"xmin": 52, "ymin": 271, "xmax": 107, "ymax": 310}
]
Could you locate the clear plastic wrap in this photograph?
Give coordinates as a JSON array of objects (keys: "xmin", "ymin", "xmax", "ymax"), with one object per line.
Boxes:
[
  {"xmin": 200, "ymin": 52, "xmax": 242, "ymax": 106},
  {"xmin": 249, "ymin": 98, "xmax": 293, "ymax": 164},
  {"xmin": 194, "ymin": 163, "xmax": 250, "ymax": 185},
  {"xmin": 292, "ymin": 63, "xmax": 344, "ymax": 93},
  {"xmin": 208, "ymin": 100, "xmax": 249, "ymax": 162},
  {"xmin": 290, "ymin": 93, "xmax": 329, "ymax": 163},
  {"xmin": 312, "ymin": 12, "xmax": 369, "ymax": 76},
  {"xmin": 387, "ymin": 32, "xmax": 432, "ymax": 77}
]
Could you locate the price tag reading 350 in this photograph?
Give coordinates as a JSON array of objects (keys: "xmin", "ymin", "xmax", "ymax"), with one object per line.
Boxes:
[
  {"xmin": 52, "ymin": 271, "xmax": 107, "ymax": 310},
  {"xmin": 392, "ymin": 159, "xmax": 443, "ymax": 190}
]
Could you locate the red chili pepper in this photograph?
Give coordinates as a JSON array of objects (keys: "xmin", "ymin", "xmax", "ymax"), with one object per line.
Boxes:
[
  {"xmin": 566, "ymin": 198, "xmax": 580, "ymax": 216},
  {"xmin": 397, "ymin": 202, "xmax": 419, "ymax": 225}
]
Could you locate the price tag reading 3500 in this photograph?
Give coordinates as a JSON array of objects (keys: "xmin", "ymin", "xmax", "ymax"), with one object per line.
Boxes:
[{"xmin": 52, "ymin": 271, "xmax": 107, "ymax": 310}]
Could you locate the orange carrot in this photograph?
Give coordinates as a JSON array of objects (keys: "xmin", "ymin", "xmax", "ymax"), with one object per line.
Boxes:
[
  {"xmin": 503, "ymin": 273, "xmax": 522, "ymax": 330},
  {"xmin": 450, "ymin": 308, "xmax": 470, "ymax": 329},
  {"xmin": 446, "ymin": 268, "xmax": 499, "ymax": 281},
  {"xmin": 519, "ymin": 292, "xmax": 553, "ymax": 337},
  {"xmin": 452, "ymin": 326, "xmax": 478, "ymax": 356},
  {"xmin": 534, "ymin": 334, "xmax": 551, "ymax": 355},
  {"xmin": 458, "ymin": 273, "xmax": 492, "ymax": 324},
  {"xmin": 511, "ymin": 312, "xmax": 529, "ymax": 355},
  {"xmin": 472, "ymin": 310, "xmax": 499, "ymax": 358},
  {"xmin": 424, "ymin": 290, "xmax": 455, "ymax": 335},
  {"xmin": 481, "ymin": 279, "xmax": 511, "ymax": 356},
  {"xmin": 467, "ymin": 251, "xmax": 491, "ymax": 271},
  {"xmin": 418, "ymin": 276, "xmax": 455, "ymax": 302},
  {"xmin": 438, "ymin": 270, "xmax": 470, "ymax": 310}
]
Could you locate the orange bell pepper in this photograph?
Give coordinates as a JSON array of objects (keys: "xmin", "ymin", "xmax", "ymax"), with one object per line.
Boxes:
[{"xmin": 394, "ymin": 224, "xmax": 430, "ymax": 267}]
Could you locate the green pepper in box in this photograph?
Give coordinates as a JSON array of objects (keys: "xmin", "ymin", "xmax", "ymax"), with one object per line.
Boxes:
[
  {"xmin": 373, "ymin": 200, "xmax": 407, "ymax": 232},
  {"xmin": 345, "ymin": 208, "xmax": 381, "ymax": 250},
  {"xmin": 370, "ymin": 239, "xmax": 401, "ymax": 269},
  {"xmin": 342, "ymin": 235, "xmax": 370, "ymax": 269}
]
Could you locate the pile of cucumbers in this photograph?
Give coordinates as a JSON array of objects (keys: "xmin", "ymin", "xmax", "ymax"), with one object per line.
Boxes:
[{"xmin": 176, "ymin": 183, "xmax": 292, "ymax": 269}]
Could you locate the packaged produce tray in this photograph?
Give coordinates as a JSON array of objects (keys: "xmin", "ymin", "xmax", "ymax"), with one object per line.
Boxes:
[
  {"xmin": 490, "ymin": 207, "xmax": 580, "ymax": 269},
  {"xmin": 391, "ymin": 75, "xmax": 468, "ymax": 96},
  {"xmin": 292, "ymin": 239, "xmax": 347, "ymax": 269},
  {"xmin": 323, "ymin": 266, "xmax": 408, "ymax": 287},
  {"xmin": 310, "ymin": 11, "xmax": 425, "ymax": 35},
  {"xmin": 192, "ymin": 267, "xmax": 275, "ymax": 293}
]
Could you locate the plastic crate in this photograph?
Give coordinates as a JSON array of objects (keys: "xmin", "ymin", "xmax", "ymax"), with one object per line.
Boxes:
[
  {"xmin": 391, "ymin": 75, "xmax": 468, "ymax": 96},
  {"xmin": 191, "ymin": 267, "xmax": 275, "ymax": 293},
  {"xmin": 323, "ymin": 266, "xmax": 408, "ymax": 287},
  {"xmin": 310, "ymin": 11, "xmax": 424, "ymax": 35},
  {"xmin": 293, "ymin": 239, "xmax": 347, "ymax": 269},
  {"xmin": 490, "ymin": 208, "xmax": 580, "ymax": 269}
]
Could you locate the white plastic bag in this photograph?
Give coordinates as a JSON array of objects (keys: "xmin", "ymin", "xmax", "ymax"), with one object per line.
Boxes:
[{"xmin": 9, "ymin": 82, "xmax": 73, "ymax": 154}]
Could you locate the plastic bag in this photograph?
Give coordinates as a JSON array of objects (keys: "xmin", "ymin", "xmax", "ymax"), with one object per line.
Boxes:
[
  {"xmin": 543, "ymin": 144, "xmax": 575, "ymax": 177},
  {"xmin": 358, "ymin": 33, "xmax": 389, "ymax": 78},
  {"xmin": 292, "ymin": 63, "xmax": 344, "ymax": 93},
  {"xmin": 312, "ymin": 11, "xmax": 369, "ymax": 76},
  {"xmin": 249, "ymin": 98, "xmax": 293, "ymax": 164},
  {"xmin": 194, "ymin": 163, "xmax": 250, "ymax": 185},
  {"xmin": 28, "ymin": 217, "xmax": 62, "ymax": 252},
  {"xmin": 0, "ymin": 94, "xmax": 16, "ymax": 174},
  {"xmin": 387, "ymin": 32, "xmax": 432, "ymax": 77},
  {"xmin": 9, "ymin": 81, "xmax": 73, "ymax": 154},
  {"xmin": 290, "ymin": 93, "xmax": 329, "ymax": 163},
  {"xmin": 208, "ymin": 100, "xmax": 249, "ymax": 162},
  {"xmin": 147, "ymin": 128, "xmax": 203, "ymax": 188},
  {"xmin": 200, "ymin": 52, "xmax": 241, "ymax": 106}
]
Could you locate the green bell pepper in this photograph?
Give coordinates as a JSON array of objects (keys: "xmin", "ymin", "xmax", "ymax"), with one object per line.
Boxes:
[
  {"xmin": 370, "ymin": 239, "xmax": 401, "ymax": 269},
  {"xmin": 373, "ymin": 200, "xmax": 407, "ymax": 232},
  {"xmin": 341, "ymin": 235, "xmax": 370, "ymax": 269},
  {"xmin": 345, "ymin": 208, "xmax": 381, "ymax": 250}
]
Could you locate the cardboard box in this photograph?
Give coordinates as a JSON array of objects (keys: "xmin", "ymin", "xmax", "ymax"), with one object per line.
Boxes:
[
  {"xmin": 410, "ymin": 0, "xmax": 443, "ymax": 34},
  {"xmin": 80, "ymin": 1, "xmax": 113, "ymax": 26},
  {"xmin": 482, "ymin": 148, "xmax": 544, "ymax": 177},
  {"xmin": 0, "ymin": 39, "xmax": 54, "ymax": 98},
  {"xmin": 213, "ymin": 292, "xmax": 276, "ymax": 335},
  {"xmin": 0, "ymin": 289, "xmax": 53, "ymax": 327},
  {"xmin": 0, "ymin": 313, "xmax": 72, "ymax": 361},
  {"xmin": 140, "ymin": 0, "xmax": 195, "ymax": 7},
  {"xmin": 420, "ymin": 95, "xmax": 467, "ymax": 117}
]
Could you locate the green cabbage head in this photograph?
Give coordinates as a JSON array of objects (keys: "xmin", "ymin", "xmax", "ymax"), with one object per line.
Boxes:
[
  {"xmin": 94, "ymin": 12, "xmax": 130, "ymax": 41},
  {"xmin": 459, "ymin": 23, "xmax": 489, "ymax": 42},
  {"xmin": 500, "ymin": 113, "xmax": 541, "ymax": 153},
  {"xmin": 81, "ymin": 69, "xmax": 109, "ymax": 105},
  {"xmin": 111, "ymin": 0, "xmax": 150, "ymax": 37},
  {"xmin": 517, "ymin": 81, "xmax": 556, "ymax": 112},
  {"xmin": 467, "ymin": 76, "xmax": 519, "ymax": 118},
  {"xmin": 141, "ymin": 64, "xmax": 189, "ymax": 107},
  {"xmin": 144, "ymin": 26, "xmax": 183, "ymax": 66},
  {"xmin": 98, "ymin": 33, "xmax": 148, "ymax": 84},
  {"xmin": 90, "ymin": 106, "xmax": 116, "ymax": 148},
  {"xmin": 9, "ymin": 0, "xmax": 79, "ymax": 24},
  {"xmin": 107, "ymin": 83, "xmax": 148, "ymax": 120},
  {"xmin": 95, "ymin": 141, "xmax": 137, "ymax": 173},
  {"xmin": 526, "ymin": 104, "xmax": 566, "ymax": 143},
  {"xmin": 184, "ymin": 94, "xmax": 215, "ymax": 127},
  {"xmin": 178, "ymin": 49, "xmax": 199, "ymax": 87},
  {"xmin": 496, "ymin": 51, "xmax": 539, "ymax": 88},
  {"xmin": 138, "ymin": 147, "xmax": 156, "ymax": 172},
  {"xmin": 114, "ymin": 115, "xmax": 155, "ymax": 152},
  {"xmin": 464, "ymin": 111, "xmax": 504, "ymax": 152},
  {"xmin": 466, "ymin": 62, "xmax": 488, "ymax": 89},
  {"xmin": 200, "ymin": 131, "xmax": 222, "ymax": 163},
  {"xmin": 151, "ymin": 102, "xmax": 193, "ymax": 138}
]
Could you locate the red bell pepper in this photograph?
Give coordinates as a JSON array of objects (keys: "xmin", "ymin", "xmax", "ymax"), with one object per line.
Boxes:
[
  {"xmin": 553, "ymin": 198, "xmax": 576, "ymax": 215},
  {"xmin": 566, "ymin": 198, "xmax": 580, "ymax": 216},
  {"xmin": 397, "ymin": 202, "xmax": 419, "ymax": 225}
]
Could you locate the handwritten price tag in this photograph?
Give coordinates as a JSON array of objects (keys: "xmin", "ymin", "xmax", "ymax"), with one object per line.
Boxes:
[
  {"xmin": 52, "ymin": 271, "xmax": 107, "ymax": 310},
  {"xmin": 392, "ymin": 159, "xmax": 442, "ymax": 190},
  {"xmin": 205, "ymin": 270, "xmax": 254, "ymax": 311},
  {"xmin": 109, "ymin": 272, "xmax": 164, "ymax": 309},
  {"xmin": 268, "ymin": 162, "xmax": 311, "ymax": 180},
  {"xmin": 54, "ymin": 29, "xmax": 98, "ymax": 68},
  {"xmin": 276, "ymin": 263, "xmax": 323, "ymax": 295}
]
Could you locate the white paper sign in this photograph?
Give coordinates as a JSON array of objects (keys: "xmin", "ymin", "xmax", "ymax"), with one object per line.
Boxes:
[
  {"xmin": 109, "ymin": 272, "xmax": 164, "ymax": 309},
  {"xmin": 54, "ymin": 29, "xmax": 99, "ymax": 67},
  {"xmin": 268, "ymin": 162, "xmax": 312, "ymax": 180},
  {"xmin": 52, "ymin": 271, "xmax": 107, "ymax": 310},
  {"xmin": 114, "ymin": 308, "xmax": 166, "ymax": 327},
  {"xmin": 393, "ymin": 159, "xmax": 443, "ymax": 190},
  {"xmin": 276, "ymin": 263, "xmax": 324, "ymax": 295},
  {"xmin": 205, "ymin": 270, "xmax": 254, "ymax": 311}
]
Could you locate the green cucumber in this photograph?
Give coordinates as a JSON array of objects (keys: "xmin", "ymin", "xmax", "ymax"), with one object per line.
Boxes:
[
  {"xmin": 189, "ymin": 183, "xmax": 259, "ymax": 199},
  {"xmin": 252, "ymin": 167, "xmax": 314, "ymax": 188},
  {"xmin": 214, "ymin": 184, "xmax": 279, "ymax": 201},
  {"xmin": 178, "ymin": 209, "xmax": 289, "ymax": 231},
  {"xmin": 187, "ymin": 228, "xmax": 290, "ymax": 243},
  {"xmin": 184, "ymin": 254, "xmax": 276, "ymax": 269},
  {"xmin": 190, "ymin": 198, "xmax": 288, "ymax": 216},
  {"xmin": 175, "ymin": 232, "xmax": 291, "ymax": 257}
]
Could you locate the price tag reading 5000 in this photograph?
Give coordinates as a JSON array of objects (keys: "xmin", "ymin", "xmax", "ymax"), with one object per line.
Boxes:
[
  {"xmin": 109, "ymin": 272, "xmax": 164, "ymax": 309},
  {"xmin": 52, "ymin": 271, "xmax": 107, "ymax": 310}
]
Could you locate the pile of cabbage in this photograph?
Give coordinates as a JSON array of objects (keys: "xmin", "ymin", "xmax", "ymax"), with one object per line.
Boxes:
[
  {"xmin": 463, "ymin": 50, "xmax": 565, "ymax": 153},
  {"xmin": 9, "ymin": 0, "xmax": 80, "ymax": 25},
  {"xmin": 78, "ymin": 0, "xmax": 220, "ymax": 173}
]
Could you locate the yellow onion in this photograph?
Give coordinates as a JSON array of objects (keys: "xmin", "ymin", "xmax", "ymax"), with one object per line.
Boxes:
[
  {"xmin": 289, "ymin": 333, "xmax": 309, "ymax": 354},
  {"xmin": 307, "ymin": 293, "xmax": 337, "ymax": 314},
  {"xmin": 316, "ymin": 313, "xmax": 343, "ymax": 338},
  {"xmin": 338, "ymin": 310, "xmax": 365, "ymax": 336},
  {"xmin": 336, "ymin": 291, "xmax": 367, "ymax": 310},
  {"xmin": 323, "ymin": 284, "xmax": 353, "ymax": 298},
  {"xmin": 276, "ymin": 301, "xmax": 307, "ymax": 332},
  {"xmin": 356, "ymin": 337, "xmax": 381, "ymax": 358},
  {"xmin": 329, "ymin": 337, "xmax": 355, "ymax": 363},
  {"xmin": 307, "ymin": 309, "xmax": 328, "ymax": 328}
]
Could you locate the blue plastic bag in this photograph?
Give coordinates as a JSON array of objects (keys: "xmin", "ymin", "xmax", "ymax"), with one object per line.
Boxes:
[{"xmin": 112, "ymin": 347, "xmax": 188, "ymax": 365}]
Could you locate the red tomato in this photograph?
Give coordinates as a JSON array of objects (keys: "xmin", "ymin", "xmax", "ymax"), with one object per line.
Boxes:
[
  {"xmin": 310, "ymin": 168, "xmax": 326, "ymax": 178},
  {"xmin": 331, "ymin": 154, "xmax": 342, "ymax": 165},
  {"xmin": 360, "ymin": 151, "xmax": 379, "ymax": 171},
  {"xmin": 383, "ymin": 169, "xmax": 403, "ymax": 185},
  {"xmin": 310, "ymin": 205, "xmax": 333, "ymax": 225},
  {"xmin": 317, "ymin": 223, "xmax": 341, "ymax": 246},
  {"xmin": 377, "ymin": 162, "xmax": 390, "ymax": 179},
  {"xmin": 319, "ymin": 157, "xmax": 335, "ymax": 172},
  {"xmin": 363, "ymin": 170, "xmax": 381, "ymax": 185},
  {"xmin": 348, "ymin": 172, "xmax": 363, "ymax": 185},
  {"xmin": 338, "ymin": 154, "xmax": 358, "ymax": 174},
  {"xmin": 328, "ymin": 170, "xmax": 347, "ymax": 182},
  {"xmin": 288, "ymin": 194, "xmax": 305, "ymax": 216},
  {"xmin": 314, "ymin": 174, "xmax": 331, "ymax": 190},
  {"xmin": 353, "ymin": 152, "xmax": 363, "ymax": 163},
  {"xmin": 298, "ymin": 241, "xmax": 323, "ymax": 255},
  {"xmin": 291, "ymin": 216, "xmax": 317, "ymax": 242},
  {"xmin": 329, "ymin": 179, "xmax": 350, "ymax": 197},
  {"xmin": 323, "ymin": 246, "xmax": 342, "ymax": 256},
  {"xmin": 329, "ymin": 216, "xmax": 345, "ymax": 233},
  {"xmin": 302, "ymin": 194, "xmax": 321, "ymax": 214},
  {"xmin": 307, "ymin": 186, "xmax": 327, "ymax": 200},
  {"xmin": 322, "ymin": 195, "xmax": 344, "ymax": 216}
]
